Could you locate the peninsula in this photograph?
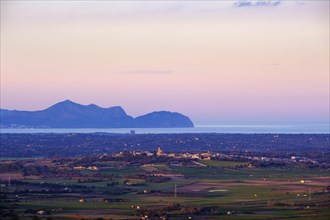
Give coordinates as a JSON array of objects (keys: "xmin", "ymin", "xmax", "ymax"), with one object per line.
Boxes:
[{"xmin": 0, "ymin": 100, "xmax": 194, "ymax": 128}]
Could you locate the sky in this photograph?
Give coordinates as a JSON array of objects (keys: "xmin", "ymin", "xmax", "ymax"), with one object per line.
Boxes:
[{"xmin": 0, "ymin": 0, "xmax": 329, "ymax": 124}]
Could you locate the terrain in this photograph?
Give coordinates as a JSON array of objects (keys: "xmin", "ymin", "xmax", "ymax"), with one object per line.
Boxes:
[
  {"xmin": 0, "ymin": 133, "xmax": 329, "ymax": 219},
  {"xmin": 0, "ymin": 100, "xmax": 194, "ymax": 128},
  {"xmin": 0, "ymin": 150, "xmax": 329, "ymax": 220},
  {"xmin": 0, "ymin": 133, "xmax": 329, "ymax": 162}
]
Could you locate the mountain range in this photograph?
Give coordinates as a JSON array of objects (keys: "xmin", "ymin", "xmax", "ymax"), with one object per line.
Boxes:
[{"xmin": 0, "ymin": 100, "xmax": 194, "ymax": 128}]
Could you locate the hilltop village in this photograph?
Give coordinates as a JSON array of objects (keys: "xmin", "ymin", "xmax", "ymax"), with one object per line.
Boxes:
[{"xmin": 66, "ymin": 146, "xmax": 321, "ymax": 175}]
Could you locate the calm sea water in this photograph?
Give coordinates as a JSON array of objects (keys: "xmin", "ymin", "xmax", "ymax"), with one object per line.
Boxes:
[{"xmin": 0, "ymin": 124, "xmax": 329, "ymax": 134}]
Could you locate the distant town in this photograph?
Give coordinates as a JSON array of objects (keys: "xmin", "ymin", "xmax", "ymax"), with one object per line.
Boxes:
[{"xmin": 1, "ymin": 133, "xmax": 329, "ymax": 164}]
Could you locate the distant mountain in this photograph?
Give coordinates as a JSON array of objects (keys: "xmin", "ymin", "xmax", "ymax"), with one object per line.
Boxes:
[
  {"xmin": 0, "ymin": 100, "xmax": 194, "ymax": 128},
  {"xmin": 135, "ymin": 111, "xmax": 194, "ymax": 128}
]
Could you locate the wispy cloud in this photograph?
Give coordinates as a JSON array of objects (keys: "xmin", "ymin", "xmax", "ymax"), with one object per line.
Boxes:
[
  {"xmin": 296, "ymin": 1, "xmax": 306, "ymax": 7},
  {"xmin": 233, "ymin": 0, "xmax": 282, "ymax": 8},
  {"xmin": 116, "ymin": 70, "xmax": 172, "ymax": 75}
]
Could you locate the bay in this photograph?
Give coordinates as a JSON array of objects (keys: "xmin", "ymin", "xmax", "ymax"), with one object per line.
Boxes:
[{"xmin": 0, "ymin": 123, "xmax": 329, "ymax": 134}]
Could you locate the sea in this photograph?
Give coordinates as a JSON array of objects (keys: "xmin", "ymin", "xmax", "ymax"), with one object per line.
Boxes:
[{"xmin": 0, "ymin": 123, "xmax": 329, "ymax": 134}]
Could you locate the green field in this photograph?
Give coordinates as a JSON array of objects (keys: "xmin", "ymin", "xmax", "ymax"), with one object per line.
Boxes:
[
  {"xmin": 1, "ymin": 158, "xmax": 329, "ymax": 220},
  {"xmin": 199, "ymin": 160, "xmax": 249, "ymax": 167}
]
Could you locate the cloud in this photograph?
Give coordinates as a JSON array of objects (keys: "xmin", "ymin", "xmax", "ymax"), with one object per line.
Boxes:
[
  {"xmin": 296, "ymin": 1, "xmax": 306, "ymax": 7},
  {"xmin": 233, "ymin": 1, "xmax": 282, "ymax": 8},
  {"xmin": 116, "ymin": 70, "xmax": 172, "ymax": 75}
]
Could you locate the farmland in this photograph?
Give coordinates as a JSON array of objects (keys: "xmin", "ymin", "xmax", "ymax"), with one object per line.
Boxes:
[
  {"xmin": 1, "ymin": 133, "xmax": 329, "ymax": 219},
  {"xmin": 1, "ymin": 152, "xmax": 329, "ymax": 220}
]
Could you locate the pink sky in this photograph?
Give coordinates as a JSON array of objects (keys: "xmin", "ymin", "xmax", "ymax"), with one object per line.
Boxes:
[{"xmin": 1, "ymin": 1, "xmax": 329, "ymax": 123}]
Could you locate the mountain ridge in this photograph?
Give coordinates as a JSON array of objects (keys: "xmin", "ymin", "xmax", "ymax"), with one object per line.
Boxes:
[{"xmin": 0, "ymin": 100, "xmax": 194, "ymax": 128}]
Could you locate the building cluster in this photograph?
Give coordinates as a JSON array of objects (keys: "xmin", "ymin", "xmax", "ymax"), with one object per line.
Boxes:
[
  {"xmin": 290, "ymin": 156, "xmax": 316, "ymax": 163},
  {"xmin": 109, "ymin": 147, "xmax": 318, "ymax": 165},
  {"xmin": 113, "ymin": 147, "xmax": 214, "ymax": 161},
  {"xmin": 73, "ymin": 166, "xmax": 99, "ymax": 171}
]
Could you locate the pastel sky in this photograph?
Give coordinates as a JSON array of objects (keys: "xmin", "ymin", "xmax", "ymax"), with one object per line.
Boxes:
[{"xmin": 1, "ymin": 0, "xmax": 329, "ymax": 124}]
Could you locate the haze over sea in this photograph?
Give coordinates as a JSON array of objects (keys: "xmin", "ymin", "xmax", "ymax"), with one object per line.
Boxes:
[{"xmin": 1, "ymin": 123, "xmax": 329, "ymax": 134}]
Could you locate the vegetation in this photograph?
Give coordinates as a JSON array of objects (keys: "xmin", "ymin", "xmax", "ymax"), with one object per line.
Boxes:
[
  {"xmin": 1, "ymin": 149, "xmax": 329, "ymax": 220},
  {"xmin": 1, "ymin": 133, "xmax": 329, "ymax": 219}
]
